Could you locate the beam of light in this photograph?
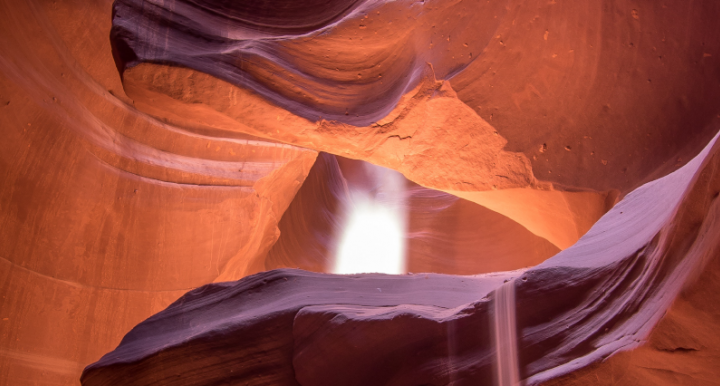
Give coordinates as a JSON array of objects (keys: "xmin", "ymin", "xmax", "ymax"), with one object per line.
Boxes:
[{"xmin": 332, "ymin": 164, "xmax": 407, "ymax": 275}]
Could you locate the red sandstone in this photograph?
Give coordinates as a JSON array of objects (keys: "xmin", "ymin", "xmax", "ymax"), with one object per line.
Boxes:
[{"xmin": 1, "ymin": 0, "xmax": 719, "ymax": 385}]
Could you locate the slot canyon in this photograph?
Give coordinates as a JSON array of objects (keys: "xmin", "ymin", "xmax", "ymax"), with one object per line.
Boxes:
[{"xmin": 1, "ymin": 0, "xmax": 720, "ymax": 385}]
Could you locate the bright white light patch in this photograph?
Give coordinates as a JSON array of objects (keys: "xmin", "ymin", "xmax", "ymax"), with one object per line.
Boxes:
[{"xmin": 334, "ymin": 200, "xmax": 406, "ymax": 274}]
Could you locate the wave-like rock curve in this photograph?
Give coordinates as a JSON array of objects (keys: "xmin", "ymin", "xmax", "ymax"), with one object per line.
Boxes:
[{"xmin": 82, "ymin": 129, "xmax": 720, "ymax": 385}]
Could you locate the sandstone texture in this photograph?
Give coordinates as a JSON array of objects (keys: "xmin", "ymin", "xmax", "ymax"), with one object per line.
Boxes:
[
  {"xmin": 83, "ymin": 131, "xmax": 720, "ymax": 385},
  {"xmin": 263, "ymin": 153, "xmax": 561, "ymax": 275},
  {"xmin": 1, "ymin": 0, "xmax": 719, "ymax": 385}
]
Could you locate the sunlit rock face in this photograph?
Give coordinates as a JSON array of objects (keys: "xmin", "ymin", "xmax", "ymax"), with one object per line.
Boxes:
[
  {"xmin": 110, "ymin": 0, "xmax": 720, "ymax": 194},
  {"xmin": 262, "ymin": 153, "xmax": 560, "ymax": 276},
  {"xmin": 1, "ymin": 0, "xmax": 720, "ymax": 385},
  {"xmin": 82, "ymin": 131, "xmax": 720, "ymax": 385}
]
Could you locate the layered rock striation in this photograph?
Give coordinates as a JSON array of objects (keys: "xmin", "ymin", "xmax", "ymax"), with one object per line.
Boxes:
[
  {"xmin": 83, "ymin": 130, "xmax": 720, "ymax": 385},
  {"xmin": 1, "ymin": 0, "xmax": 720, "ymax": 385}
]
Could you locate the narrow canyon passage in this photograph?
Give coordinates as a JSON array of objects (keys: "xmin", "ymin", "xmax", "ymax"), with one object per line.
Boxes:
[{"xmin": 1, "ymin": 0, "xmax": 720, "ymax": 385}]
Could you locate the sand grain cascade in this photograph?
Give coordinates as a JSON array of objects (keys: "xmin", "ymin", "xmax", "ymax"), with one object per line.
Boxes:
[{"xmin": 493, "ymin": 278, "xmax": 521, "ymax": 386}]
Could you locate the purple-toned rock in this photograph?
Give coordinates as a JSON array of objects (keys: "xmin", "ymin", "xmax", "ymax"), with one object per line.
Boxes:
[{"xmin": 82, "ymin": 131, "xmax": 720, "ymax": 385}]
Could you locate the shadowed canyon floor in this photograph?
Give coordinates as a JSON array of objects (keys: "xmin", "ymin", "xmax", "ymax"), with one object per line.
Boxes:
[{"xmin": 1, "ymin": 0, "xmax": 720, "ymax": 385}]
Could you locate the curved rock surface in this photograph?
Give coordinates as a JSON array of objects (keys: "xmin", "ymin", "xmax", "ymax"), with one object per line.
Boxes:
[
  {"xmin": 82, "ymin": 129, "xmax": 720, "ymax": 385},
  {"xmin": 1, "ymin": 0, "xmax": 720, "ymax": 385},
  {"xmin": 0, "ymin": 0, "xmax": 313, "ymax": 384},
  {"xmin": 111, "ymin": 0, "xmax": 720, "ymax": 195},
  {"xmin": 263, "ymin": 152, "xmax": 561, "ymax": 275},
  {"xmin": 108, "ymin": 0, "xmax": 720, "ymax": 251}
]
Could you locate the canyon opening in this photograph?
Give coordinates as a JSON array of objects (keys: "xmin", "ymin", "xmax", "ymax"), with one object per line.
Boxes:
[{"xmin": 2, "ymin": 0, "xmax": 720, "ymax": 385}]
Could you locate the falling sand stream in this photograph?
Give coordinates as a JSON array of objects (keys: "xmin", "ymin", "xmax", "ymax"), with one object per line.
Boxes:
[{"xmin": 493, "ymin": 278, "xmax": 521, "ymax": 386}]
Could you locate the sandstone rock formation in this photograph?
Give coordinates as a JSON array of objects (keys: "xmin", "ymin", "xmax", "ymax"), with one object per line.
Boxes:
[
  {"xmin": 262, "ymin": 152, "xmax": 561, "ymax": 276},
  {"xmin": 0, "ymin": 1, "xmax": 315, "ymax": 383},
  {"xmin": 82, "ymin": 130, "xmax": 720, "ymax": 385},
  {"xmin": 1, "ymin": 0, "xmax": 719, "ymax": 385}
]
